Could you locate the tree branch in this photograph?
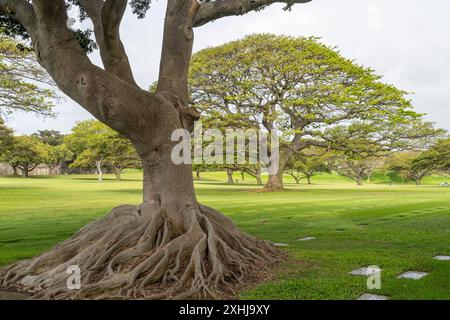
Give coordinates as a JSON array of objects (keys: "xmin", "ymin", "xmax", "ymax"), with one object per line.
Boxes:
[
  {"xmin": 157, "ymin": 0, "xmax": 196, "ymax": 104},
  {"xmin": 193, "ymin": 0, "xmax": 312, "ymax": 27},
  {"xmin": 0, "ymin": 0, "xmax": 37, "ymax": 40},
  {"xmin": 78, "ymin": 0, "xmax": 137, "ymax": 86}
]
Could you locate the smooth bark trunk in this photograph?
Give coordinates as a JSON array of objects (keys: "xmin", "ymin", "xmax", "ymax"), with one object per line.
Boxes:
[
  {"xmin": 255, "ymin": 173, "xmax": 262, "ymax": 186},
  {"xmin": 265, "ymin": 173, "xmax": 284, "ymax": 191},
  {"xmin": 226, "ymin": 169, "xmax": 234, "ymax": 184},
  {"xmin": 356, "ymin": 177, "xmax": 363, "ymax": 186},
  {"xmin": 96, "ymin": 160, "xmax": 103, "ymax": 182}
]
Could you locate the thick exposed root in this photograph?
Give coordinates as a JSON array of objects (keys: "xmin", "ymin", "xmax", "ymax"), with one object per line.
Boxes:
[{"xmin": 0, "ymin": 204, "xmax": 283, "ymax": 299}]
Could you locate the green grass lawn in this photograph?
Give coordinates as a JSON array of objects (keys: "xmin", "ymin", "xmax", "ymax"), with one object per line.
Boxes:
[{"xmin": 1, "ymin": 170, "xmax": 449, "ymax": 299}]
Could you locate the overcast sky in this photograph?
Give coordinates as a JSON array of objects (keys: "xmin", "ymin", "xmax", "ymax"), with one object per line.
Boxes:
[{"xmin": 6, "ymin": 0, "xmax": 450, "ymax": 134}]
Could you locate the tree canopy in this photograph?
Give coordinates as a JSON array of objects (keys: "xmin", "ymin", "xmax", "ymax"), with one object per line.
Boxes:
[
  {"xmin": 66, "ymin": 120, "xmax": 140, "ymax": 181},
  {"xmin": 190, "ymin": 34, "xmax": 438, "ymax": 190},
  {"xmin": 32, "ymin": 130, "xmax": 65, "ymax": 146},
  {"xmin": 0, "ymin": 34, "xmax": 58, "ymax": 117},
  {"xmin": 2, "ymin": 134, "xmax": 45, "ymax": 177}
]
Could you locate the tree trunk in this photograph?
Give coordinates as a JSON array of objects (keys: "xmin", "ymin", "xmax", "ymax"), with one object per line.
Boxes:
[
  {"xmin": 356, "ymin": 176, "xmax": 363, "ymax": 186},
  {"xmin": 49, "ymin": 165, "xmax": 59, "ymax": 175},
  {"xmin": 196, "ymin": 171, "xmax": 201, "ymax": 180},
  {"xmin": 96, "ymin": 160, "xmax": 103, "ymax": 182},
  {"xmin": 226, "ymin": 169, "xmax": 234, "ymax": 184},
  {"xmin": 264, "ymin": 150, "xmax": 290, "ymax": 191},
  {"xmin": 306, "ymin": 176, "xmax": 312, "ymax": 185},
  {"xmin": 12, "ymin": 165, "xmax": 18, "ymax": 176},
  {"xmin": 255, "ymin": 173, "xmax": 263, "ymax": 186},
  {"xmin": 113, "ymin": 167, "xmax": 122, "ymax": 180},
  {"xmin": 265, "ymin": 173, "xmax": 284, "ymax": 191},
  {"xmin": 21, "ymin": 166, "xmax": 29, "ymax": 178},
  {"xmin": 241, "ymin": 171, "xmax": 245, "ymax": 181}
]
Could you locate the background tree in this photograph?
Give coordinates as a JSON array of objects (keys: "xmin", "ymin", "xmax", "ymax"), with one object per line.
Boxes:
[
  {"xmin": 190, "ymin": 34, "xmax": 428, "ymax": 191},
  {"xmin": 192, "ymin": 163, "xmax": 206, "ymax": 180},
  {"xmin": 0, "ymin": 0, "xmax": 311, "ymax": 299},
  {"xmin": 0, "ymin": 33, "xmax": 58, "ymax": 117},
  {"xmin": 71, "ymin": 148, "xmax": 106, "ymax": 181},
  {"xmin": 68, "ymin": 120, "xmax": 139, "ymax": 181},
  {"xmin": 386, "ymin": 152, "xmax": 436, "ymax": 185},
  {"xmin": 32, "ymin": 130, "xmax": 65, "ymax": 146},
  {"xmin": 39, "ymin": 143, "xmax": 72, "ymax": 175},
  {"xmin": 102, "ymin": 135, "xmax": 141, "ymax": 180},
  {"xmin": 331, "ymin": 153, "xmax": 383, "ymax": 186},
  {"xmin": 285, "ymin": 151, "xmax": 331, "ymax": 184},
  {"xmin": 421, "ymin": 138, "xmax": 450, "ymax": 174},
  {"xmin": 2, "ymin": 135, "xmax": 45, "ymax": 177},
  {"xmin": 328, "ymin": 121, "xmax": 444, "ymax": 185}
]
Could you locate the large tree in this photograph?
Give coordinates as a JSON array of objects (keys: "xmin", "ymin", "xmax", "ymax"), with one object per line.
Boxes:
[
  {"xmin": 0, "ymin": 0, "xmax": 313, "ymax": 299},
  {"xmin": 189, "ymin": 34, "xmax": 431, "ymax": 191}
]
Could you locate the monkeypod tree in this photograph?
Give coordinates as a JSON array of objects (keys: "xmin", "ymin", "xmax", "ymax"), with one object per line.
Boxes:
[
  {"xmin": 330, "ymin": 153, "xmax": 383, "ymax": 185},
  {"xmin": 190, "ymin": 108, "xmax": 265, "ymax": 185},
  {"xmin": 385, "ymin": 145, "xmax": 449, "ymax": 185},
  {"xmin": 189, "ymin": 34, "xmax": 429, "ymax": 191},
  {"xmin": 327, "ymin": 121, "xmax": 443, "ymax": 185},
  {"xmin": 0, "ymin": 33, "xmax": 58, "ymax": 117},
  {"xmin": 0, "ymin": 0, "xmax": 314, "ymax": 299}
]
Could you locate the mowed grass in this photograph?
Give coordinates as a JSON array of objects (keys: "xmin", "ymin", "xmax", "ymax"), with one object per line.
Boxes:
[{"xmin": 0, "ymin": 170, "xmax": 449, "ymax": 300}]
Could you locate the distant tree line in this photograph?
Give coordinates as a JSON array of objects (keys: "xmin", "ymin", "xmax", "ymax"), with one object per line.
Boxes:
[{"xmin": 0, "ymin": 120, "xmax": 140, "ymax": 180}]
